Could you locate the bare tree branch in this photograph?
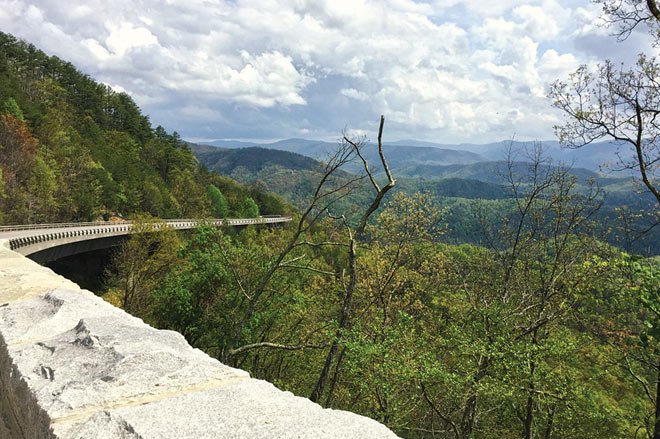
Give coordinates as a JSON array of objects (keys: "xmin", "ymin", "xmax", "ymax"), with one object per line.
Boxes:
[{"xmin": 228, "ymin": 342, "xmax": 328, "ymax": 357}]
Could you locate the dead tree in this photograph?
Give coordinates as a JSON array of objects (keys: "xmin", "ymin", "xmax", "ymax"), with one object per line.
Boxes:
[
  {"xmin": 226, "ymin": 116, "xmax": 396, "ymax": 386},
  {"xmin": 309, "ymin": 115, "xmax": 396, "ymax": 404}
]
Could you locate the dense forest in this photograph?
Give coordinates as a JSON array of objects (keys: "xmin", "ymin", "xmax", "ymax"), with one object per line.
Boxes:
[
  {"xmin": 0, "ymin": 31, "xmax": 286, "ymax": 224},
  {"xmin": 1, "ymin": 25, "xmax": 659, "ymax": 439},
  {"xmin": 193, "ymin": 143, "xmax": 660, "ymax": 255},
  {"xmin": 109, "ymin": 148, "xmax": 659, "ymax": 438}
]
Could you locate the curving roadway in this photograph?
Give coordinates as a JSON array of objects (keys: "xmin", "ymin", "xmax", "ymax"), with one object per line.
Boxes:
[{"xmin": 0, "ymin": 217, "xmax": 292, "ymax": 263}]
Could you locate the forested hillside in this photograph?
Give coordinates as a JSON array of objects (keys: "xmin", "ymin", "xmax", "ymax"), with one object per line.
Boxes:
[
  {"xmin": 192, "ymin": 144, "xmax": 660, "ymax": 255},
  {"xmin": 0, "ymin": 31, "xmax": 286, "ymax": 224},
  {"xmin": 114, "ymin": 140, "xmax": 660, "ymax": 438},
  {"xmin": 193, "ymin": 145, "xmax": 321, "ymax": 174}
]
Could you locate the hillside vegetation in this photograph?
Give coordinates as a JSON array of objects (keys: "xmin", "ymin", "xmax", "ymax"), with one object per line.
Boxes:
[
  {"xmin": 112, "ymin": 155, "xmax": 659, "ymax": 439},
  {"xmin": 0, "ymin": 31, "xmax": 286, "ymax": 224},
  {"xmin": 192, "ymin": 143, "xmax": 660, "ymax": 255}
]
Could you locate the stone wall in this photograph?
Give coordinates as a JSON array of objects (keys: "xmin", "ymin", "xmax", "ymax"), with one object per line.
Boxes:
[{"xmin": 0, "ymin": 242, "xmax": 398, "ymax": 438}]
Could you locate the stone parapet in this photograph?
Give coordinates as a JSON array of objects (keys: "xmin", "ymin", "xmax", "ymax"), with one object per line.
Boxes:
[{"xmin": 0, "ymin": 242, "xmax": 398, "ymax": 438}]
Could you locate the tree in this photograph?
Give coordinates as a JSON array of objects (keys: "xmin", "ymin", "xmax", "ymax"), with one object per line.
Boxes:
[
  {"xmin": 207, "ymin": 184, "xmax": 229, "ymax": 218},
  {"xmin": 0, "ymin": 114, "xmax": 38, "ymax": 222},
  {"xmin": 0, "ymin": 97, "xmax": 24, "ymax": 121},
  {"xmin": 0, "ymin": 114, "xmax": 37, "ymax": 183},
  {"xmin": 240, "ymin": 196, "xmax": 259, "ymax": 218},
  {"xmin": 0, "ymin": 168, "xmax": 5, "ymax": 223},
  {"xmin": 577, "ymin": 251, "xmax": 660, "ymax": 438},
  {"xmin": 595, "ymin": 0, "xmax": 660, "ymax": 42},
  {"xmin": 416, "ymin": 146, "xmax": 607, "ymax": 439},
  {"xmin": 551, "ymin": 3, "xmax": 660, "ymax": 436},
  {"xmin": 551, "ymin": 0, "xmax": 660, "ymax": 208},
  {"xmin": 330, "ymin": 192, "xmax": 443, "ymax": 424},
  {"xmin": 627, "ymin": 258, "xmax": 660, "ymax": 439},
  {"xmin": 170, "ymin": 169, "xmax": 210, "ymax": 218},
  {"xmin": 25, "ymin": 152, "xmax": 57, "ymax": 223},
  {"xmin": 550, "ymin": 57, "xmax": 660, "ymax": 206},
  {"xmin": 134, "ymin": 116, "xmax": 396, "ymax": 391},
  {"xmin": 304, "ymin": 116, "xmax": 397, "ymax": 403},
  {"xmin": 106, "ymin": 217, "xmax": 182, "ymax": 316}
]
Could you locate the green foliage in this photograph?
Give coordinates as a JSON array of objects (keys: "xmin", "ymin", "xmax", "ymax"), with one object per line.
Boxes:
[
  {"xmin": 207, "ymin": 184, "xmax": 229, "ymax": 218},
  {"xmin": 113, "ymin": 219, "xmax": 651, "ymax": 438},
  {"xmin": 104, "ymin": 216, "xmax": 182, "ymax": 315},
  {"xmin": 146, "ymin": 225, "xmax": 316, "ymax": 360},
  {"xmin": 0, "ymin": 97, "xmax": 24, "ymax": 120},
  {"xmin": 571, "ymin": 251, "xmax": 660, "ymax": 436},
  {"xmin": 240, "ymin": 196, "xmax": 259, "ymax": 218},
  {"xmin": 0, "ymin": 30, "xmax": 281, "ymax": 224},
  {"xmin": 106, "ymin": 158, "xmax": 657, "ymax": 438}
]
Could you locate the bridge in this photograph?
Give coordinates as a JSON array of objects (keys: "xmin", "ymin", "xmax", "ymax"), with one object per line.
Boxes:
[
  {"xmin": 0, "ymin": 216, "xmax": 291, "ymax": 264},
  {"xmin": 0, "ymin": 216, "xmax": 397, "ymax": 438}
]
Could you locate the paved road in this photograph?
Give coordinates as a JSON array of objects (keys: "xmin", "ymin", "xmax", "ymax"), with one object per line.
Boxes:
[{"xmin": 0, "ymin": 217, "xmax": 292, "ymax": 259}]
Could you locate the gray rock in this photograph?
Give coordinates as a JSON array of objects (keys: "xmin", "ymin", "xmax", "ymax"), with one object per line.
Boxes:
[
  {"xmin": 0, "ymin": 243, "xmax": 399, "ymax": 438},
  {"xmin": 65, "ymin": 411, "xmax": 143, "ymax": 439}
]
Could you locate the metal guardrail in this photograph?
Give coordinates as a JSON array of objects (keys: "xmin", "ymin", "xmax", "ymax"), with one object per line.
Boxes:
[
  {"xmin": 3, "ymin": 217, "xmax": 292, "ymax": 252},
  {"xmin": 0, "ymin": 221, "xmax": 121, "ymax": 232},
  {"xmin": 0, "ymin": 217, "xmax": 291, "ymax": 232}
]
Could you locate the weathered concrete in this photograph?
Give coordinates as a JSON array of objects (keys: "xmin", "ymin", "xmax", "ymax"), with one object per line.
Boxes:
[{"xmin": 0, "ymin": 242, "xmax": 398, "ymax": 438}]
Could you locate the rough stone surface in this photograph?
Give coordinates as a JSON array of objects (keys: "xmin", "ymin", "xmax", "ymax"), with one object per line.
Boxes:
[{"xmin": 0, "ymin": 242, "xmax": 399, "ymax": 438}]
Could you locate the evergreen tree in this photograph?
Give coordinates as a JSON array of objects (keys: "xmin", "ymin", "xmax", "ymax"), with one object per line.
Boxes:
[
  {"xmin": 207, "ymin": 184, "xmax": 229, "ymax": 218},
  {"xmin": 241, "ymin": 196, "xmax": 259, "ymax": 218}
]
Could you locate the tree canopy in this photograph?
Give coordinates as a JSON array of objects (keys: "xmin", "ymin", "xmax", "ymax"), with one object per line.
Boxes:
[{"xmin": 0, "ymin": 31, "xmax": 286, "ymax": 224}]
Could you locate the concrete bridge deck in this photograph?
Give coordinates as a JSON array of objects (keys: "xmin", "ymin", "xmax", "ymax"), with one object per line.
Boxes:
[{"xmin": 0, "ymin": 217, "xmax": 292, "ymax": 264}]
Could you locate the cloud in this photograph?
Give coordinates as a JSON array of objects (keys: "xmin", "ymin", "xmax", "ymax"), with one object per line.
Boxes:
[
  {"xmin": 170, "ymin": 50, "xmax": 313, "ymax": 107},
  {"xmin": 105, "ymin": 22, "xmax": 159, "ymax": 56},
  {"xmin": 0, "ymin": 0, "xmax": 646, "ymax": 143},
  {"xmin": 513, "ymin": 5, "xmax": 560, "ymax": 40},
  {"xmin": 538, "ymin": 49, "xmax": 580, "ymax": 79},
  {"xmin": 341, "ymin": 88, "xmax": 369, "ymax": 101}
]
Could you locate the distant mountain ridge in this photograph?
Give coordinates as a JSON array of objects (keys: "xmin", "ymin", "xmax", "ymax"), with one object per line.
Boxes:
[
  {"xmin": 200, "ymin": 137, "xmax": 629, "ymax": 173},
  {"xmin": 201, "ymin": 139, "xmax": 486, "ymax": 174},
  {"xmin": 189, "ymin": 139, "xmax": 658, "ymax": 254},
  {"xmin": 192, "ymin": 146, "xmax": 321, "ymax": 174},
  {"xmin": 190, "ymin": 142, "xmax": 628, "ymax": 197},
  {"xmin": 395, "ymin": 160, "xmax": 601, "ymax": 184}
]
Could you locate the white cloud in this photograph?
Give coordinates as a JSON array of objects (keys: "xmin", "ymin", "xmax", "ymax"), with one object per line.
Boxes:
[
  {"xmin": 174, "ymin": 50, "xmax": 313, "ymax": 107},
  {"xmin": 345, "ymin": 127, "xmax": 369, "ymax": 138},
  {"xmin": 341, "ymin": 88, "xmax": 369, "ymax": 101},
  {"xmin": 0, "ymin": 0, "xmax": 644, "ymax": 143},
  {"xmin": 105, "ymin": 22, "xmax": 159, "ymax": 56},
  {"xmin": 513, "ymin": 5, "xmax": 560, "ymax": 40},
  {"xmin": 82, "ymin": 38, "xmax": 110, "ymax": 60},
  {"xmin": 538, "ymin": 49, "xmax": 580, "ymax": 79}
]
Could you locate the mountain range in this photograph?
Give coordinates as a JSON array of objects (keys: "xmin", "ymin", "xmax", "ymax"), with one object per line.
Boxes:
[
  {"xmin": 190, "ymin": 137, "xmax": 658, "ymax": 254},
  {"xmin": 200, "ymin": 137, "xmax": 629, "ymax": 174}
]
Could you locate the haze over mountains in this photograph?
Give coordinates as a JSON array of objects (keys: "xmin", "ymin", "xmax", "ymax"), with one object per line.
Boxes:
[
  {"xmin": 199, "ymin": 137, "xmax": 628, "ymax": 175},
  {"xmin": 190, "ymin": 139, "xmax": 638, "ymax": 204},
  {"xmin": 191, "ymin": 136, "xmax": 658, "ymax": 255}
]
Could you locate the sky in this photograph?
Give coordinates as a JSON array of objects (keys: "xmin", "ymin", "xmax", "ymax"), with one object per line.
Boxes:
[{"xmin": 0, "ymin": 0, "xmax": 657, "ymax": 144}]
